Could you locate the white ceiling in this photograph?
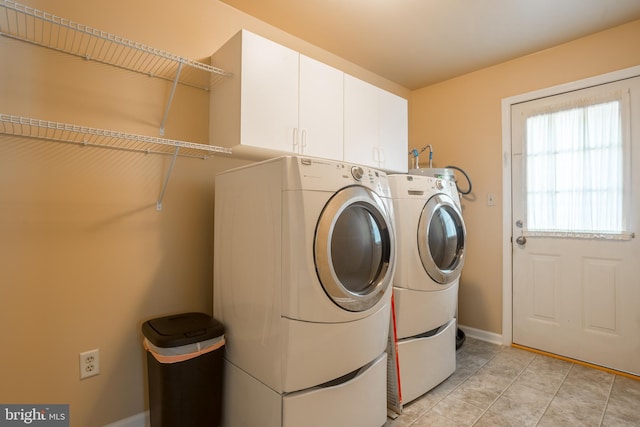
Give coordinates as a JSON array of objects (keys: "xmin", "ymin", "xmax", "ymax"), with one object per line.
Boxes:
[{"xmin": 220, "ymin": 0, "xmax": 640, "ymax": 90}]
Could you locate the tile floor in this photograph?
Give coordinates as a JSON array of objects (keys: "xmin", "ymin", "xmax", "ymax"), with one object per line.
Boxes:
[{"xmin": 385, "ymin": 337, "xmax": 640, "ymax": 426}]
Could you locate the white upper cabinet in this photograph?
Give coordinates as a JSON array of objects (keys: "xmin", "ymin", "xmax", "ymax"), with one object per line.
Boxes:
[
  {"xmin": 344, "ymin": 75, "xmax": 380, "ymax": 167},
  {"xmin": 240, "ymin": 31, "xmax": 299, "ymax": 154},
  {"xmin": 379, "ymin": 88, "xmax": 409, "ymax": 173},
  {"xmin": 298, "ymin": 55, "xmax": 344, "ymax": 160},
  {"xmin": 210, "ymin": 30, "xmax": 343, "ymax": 160},
  {"xmin": 210, "ymin": 29, "xmax": 407, "ymax": 172},
  {"xmin": 344, "ymin": 75, "xmax": 408, "ymax": 173}
]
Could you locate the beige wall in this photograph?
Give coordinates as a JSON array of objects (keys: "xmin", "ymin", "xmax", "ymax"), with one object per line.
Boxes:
[
  {"xmin": 410, "ymin": 19, "xmax": 640, "ymax": 335},
  {"xmin": 0, "ymin": 1, "xmax": 404, "ymax": 426}
]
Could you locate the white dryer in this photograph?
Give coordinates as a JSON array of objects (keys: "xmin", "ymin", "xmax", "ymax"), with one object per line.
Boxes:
[
  {"xmin": 387, "ymin": 173, "xmax": 466, "ymax": 405},
  {"xmin": 214, "ymin": 156, "xmax": 396, "ymax": 427}
]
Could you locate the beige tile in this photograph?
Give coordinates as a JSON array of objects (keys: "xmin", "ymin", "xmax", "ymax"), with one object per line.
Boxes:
[
  {"xmin": 555, "ymin": 365, "xmax": 613, "ymax": 408},
  {"xmin": 490, "ymin": 346, "xmax": 537, "ymax": 367},
  {"xmin": 529, "ymin": 353, "xmax": 573, "ymax": 374},
  {"xmin": 474, "ymin": 410, "xmax": 530, "ymax": 427},
  {"xmin": 478, "ymin": 347, "xmax": 535, "ymax": 383},
  {"xmin": 412, "ymin": 411, "xmax": 462, "ymax": 427},
  {"xmin": 388, "ymin": 338, "xmax": 638, "ymax": 427},
  {"xmin": 513, "ymin": 354, "xmax": 571, "ymax": 394},
  {"xmin": 458, "ymin": 339, "xmax": 502, "ymax": 365},
  {"xmin": 608, "ymin": 375, "xmax": 640, "ymax": 403},
  {"xmin": 477, "ymin": 362, "xmax": 521, "ymax": 382},
  {"xmin": 398, "ymin": 393, "xmax": 437, "ymax": 420},
  {"xmin": 481, "ymin": 383, "xmax": 552, "ymax": 427},
  {"xmin": 433, "ymin": 374, "xmax": 465, "ymax": 395},
  {"xmin": 539, "ymin": 365, "xmax": 614, "ymax": 426},
  {"xmin": 430, "ymin": 395, "xmax": 485, "ymax": 425},
  {"xmin": 602, "ymin": 408, "xmax": 640, "ymax": 427},
  {"xmin": 502, "ymin": 382, "xmax": 553, "ymax": 404},
  {"xmin": 602, "ymin": 375, "xmax": 640, "ymax": 426},
  {"xmin": 452, "ymin": 359, "xmax": 485, "ymax": 383},
  {"xmin": 448, "ymin": 373, "xmax": 505, "ymax": 409},
  {"xmin": 537, "ymin": 393, "xmax": 605, "ymax": 427},
  {"xmin": 475, "ymin": 356, "xmax": 527, "ymax": 388},
  {"xmin": 383, "ymin": 415, "xmax": 414, "ymax": 427}
]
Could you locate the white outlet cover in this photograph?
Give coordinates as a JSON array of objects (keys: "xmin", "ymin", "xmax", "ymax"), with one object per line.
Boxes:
[{"xmin": 80, "ymin": 349, "xmax": 100, "ymax": 379}]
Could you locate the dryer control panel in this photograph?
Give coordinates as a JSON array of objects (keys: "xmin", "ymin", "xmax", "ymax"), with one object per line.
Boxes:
[{"xmin": 291, "ymin": 156, "xmax": 391, "ymax": 198}]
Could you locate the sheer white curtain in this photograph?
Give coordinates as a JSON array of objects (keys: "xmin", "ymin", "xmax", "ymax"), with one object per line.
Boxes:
[{"xmin": 524, "ymin": 91, "xmax": 631, "ymax": 239}]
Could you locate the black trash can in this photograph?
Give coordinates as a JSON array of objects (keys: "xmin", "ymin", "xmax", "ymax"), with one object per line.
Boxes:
[{"xmin": 142, "ymin": 312, "xmax": 225, "ymax": 427}]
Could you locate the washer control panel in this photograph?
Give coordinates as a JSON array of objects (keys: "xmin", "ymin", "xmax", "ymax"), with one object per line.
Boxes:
[{"xmin": 295, "ymin": 157, "xmax": 390, "ymax": 197}]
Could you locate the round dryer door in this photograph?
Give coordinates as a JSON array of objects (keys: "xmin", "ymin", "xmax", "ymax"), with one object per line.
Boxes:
[
  {"xmin": 315, "ymin": 185, "xmax": 395, "ymax": 312},
  {"xmin": 417, "ymin": 194, "xmax": 466, "ymax": 284}
]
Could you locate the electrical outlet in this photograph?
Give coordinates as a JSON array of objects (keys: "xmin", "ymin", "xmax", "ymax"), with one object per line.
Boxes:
[{"xmin": 79, "ymin": 349, "xmax": 100, "ymax": 380}]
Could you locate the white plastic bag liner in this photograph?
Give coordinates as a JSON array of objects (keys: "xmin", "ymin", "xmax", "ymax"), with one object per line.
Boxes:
[{"xmin": 144, "ymin": 335, "xmax": 225, "ymax": 364}]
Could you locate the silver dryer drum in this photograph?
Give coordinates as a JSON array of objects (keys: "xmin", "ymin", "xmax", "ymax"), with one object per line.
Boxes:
[
  {"xmin": 417, "ymin": 193, "xmax": 466, "ymax": 284},
  {"xmin": 314, "ymin": 185, "xmax": 395, "ymax": 312}
]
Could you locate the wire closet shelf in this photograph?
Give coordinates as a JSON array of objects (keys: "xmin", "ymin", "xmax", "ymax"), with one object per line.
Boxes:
[
  {"xmin": 0, "ymin": 114, "xmax": 232, "ymax": 159},
  {"xmin": 0, "ymin": 1, "xmax": 234, "ymax": 210},
  {"xmin": 0, "ymin": 114, "xmax": 232, "ymax": 210},
  {"xmin": 0, "ymin": 0, "xmax": 230, "ymax": 89}
]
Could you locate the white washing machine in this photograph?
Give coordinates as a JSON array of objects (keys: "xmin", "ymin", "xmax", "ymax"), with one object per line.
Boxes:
[
  {"xmin": 387, "ymin": 173, "xmax": 466, "ymax": 405},
  {"xmin": 214, "ymin": 156, "xmax": 396, "ymax": 427}
]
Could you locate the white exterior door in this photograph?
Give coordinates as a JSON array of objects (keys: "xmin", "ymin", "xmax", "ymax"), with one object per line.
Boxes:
[{"xmin": 511, "ymin": 76, "xmax": 640, "ymax": 376}]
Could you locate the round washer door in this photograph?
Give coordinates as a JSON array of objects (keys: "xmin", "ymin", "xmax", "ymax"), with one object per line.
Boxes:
[
  {"xmin": 315, "ymin": 185, "xmax": 395, "ymax": 312},
  {"xmin": 417, "ymin": 194, "xmax": 466, "ymax": 284}
]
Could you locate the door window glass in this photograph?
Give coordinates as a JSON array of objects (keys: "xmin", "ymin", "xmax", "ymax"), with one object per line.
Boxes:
[
  {"xmin": 331, "ymin": 204, "xmax": 386, "ymax": 294},
  {"xmin": 523, "ymin": 91, "xmax": 631, "ymax": 238}
]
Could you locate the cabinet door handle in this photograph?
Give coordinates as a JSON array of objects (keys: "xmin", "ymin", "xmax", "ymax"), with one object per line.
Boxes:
[
  {"xmin": 301, "ymin": 129, "xmax": 307, "ymax": 153},
  {"xmin": 292, "ymin": 128, "xmax": 299, "ymax": 152}
]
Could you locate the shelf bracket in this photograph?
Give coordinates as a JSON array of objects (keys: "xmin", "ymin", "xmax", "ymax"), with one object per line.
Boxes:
[
  {"xmin": 159, "ymin": 61, "xmax": 184, "ymax": 136},
  {"xmin": 156, "ymin": 146, "xmax": 180, "ymax": 211}
]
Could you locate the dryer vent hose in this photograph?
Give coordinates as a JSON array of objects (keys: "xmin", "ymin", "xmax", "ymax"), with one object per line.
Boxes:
[{"xmin": 445, "ymin": 165, "xmax": 472, "ymax": 196}]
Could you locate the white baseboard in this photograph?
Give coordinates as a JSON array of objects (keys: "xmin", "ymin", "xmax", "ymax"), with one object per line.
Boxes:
[
  {"xmin": 103, "ymin": 411, "xmax": 149, "ymax": 427},
  {"xmin": 458, "ymin": 324, "xmax": 503, "ymax": 346}
]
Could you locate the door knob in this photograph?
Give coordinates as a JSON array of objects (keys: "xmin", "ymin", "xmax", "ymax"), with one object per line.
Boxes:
[{"xmin": 515, "ymin": 235, "xmax": 527, "ymax": 245}]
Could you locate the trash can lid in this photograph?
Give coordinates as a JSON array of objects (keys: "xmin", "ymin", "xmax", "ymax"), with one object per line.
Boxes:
[{"xmin": 142, "ymin": 312, "xmax": 224, "ymax": 348}]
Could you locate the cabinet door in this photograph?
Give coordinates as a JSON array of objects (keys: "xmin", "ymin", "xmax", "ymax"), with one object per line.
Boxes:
[
  {"xmin": 343, "ymin": 74, "xmax": 379, "ymax": 168},
  {"xmin": 298, "ymin": 55, "xmax": 344, "ymax": 160},
  {"xmin": 241, "ymin": 32, "xmax": 299, "ymax": 152},
  {"xmin": 379, "ymin": 90, "xmax": 408, "ymax": 173}
]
